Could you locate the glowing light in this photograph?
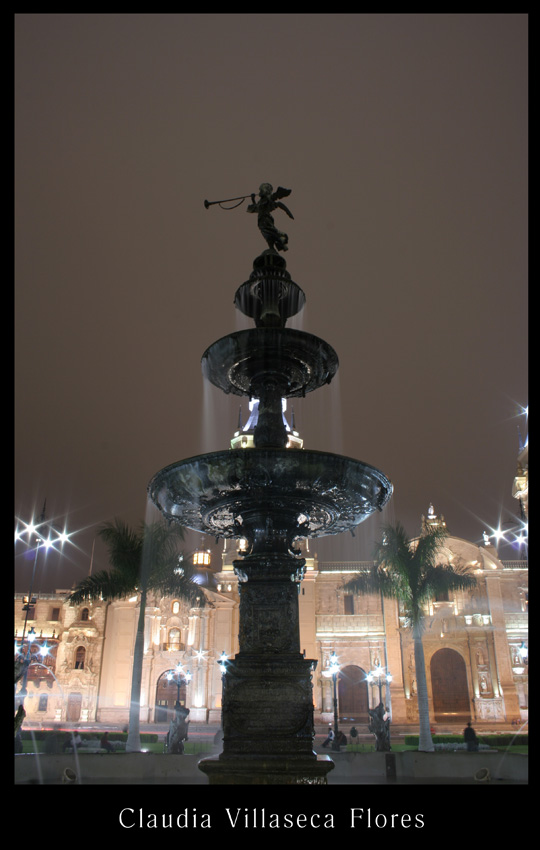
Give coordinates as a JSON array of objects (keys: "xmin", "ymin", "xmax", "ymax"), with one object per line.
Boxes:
[
  {"xmin": 193, "ymin": 544, "xmax": 211, "ymax": 566},
  {"xmin": 15, "ymin": 516, "xmax": 74, "ymax": 552},
  {"xmin": 329, "ymin": 652, "xmax": 340, "ymax": 675},
  {"xmin": 492, "ymin": 527, "xmax": 506, "ymax": 543}
]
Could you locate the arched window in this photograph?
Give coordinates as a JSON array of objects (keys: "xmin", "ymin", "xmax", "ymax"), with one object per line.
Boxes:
[
  {"xmin": 172, "ymin": 601, "xmax": 180, "ymax": 614},
  {"xmin": 75, "ymin": 646, "xmax": 86, "ymax": 669},
  {"xmin": 168, "ymin": 629, "xmax": 181, "ymax": 651},
  {"xmin": 81, "ymin": 608, "xmax": 90, "ymax": 621}
]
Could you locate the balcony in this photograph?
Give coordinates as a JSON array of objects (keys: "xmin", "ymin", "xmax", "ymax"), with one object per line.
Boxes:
[{"xmin": 316, "ymin": 613, "xmax": 384, "ymax": 638}]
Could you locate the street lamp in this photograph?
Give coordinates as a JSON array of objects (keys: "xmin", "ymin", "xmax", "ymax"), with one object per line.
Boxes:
[
  {"xmin": 366, "ymin": 664, "xmax": 392, "ymax": 708},
  {"xmin": 218, "ymin": 650, "xmax": 228, "ymax": 677},
  {"xmin": 15, "ymin": 506, "xmax": 72, "ymax": 702},
  {"xmin": 167, "ymin": 665, "xmax": 191, "ymax": 707},
  {"xmin": 328, "ymin": 651, "xmax": 340, "ymax": 751}
]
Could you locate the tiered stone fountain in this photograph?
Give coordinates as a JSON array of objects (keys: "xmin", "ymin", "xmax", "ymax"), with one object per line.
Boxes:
[{"xmin": 148, "ymin": 185, "xmax": 392, "ymax": 784}]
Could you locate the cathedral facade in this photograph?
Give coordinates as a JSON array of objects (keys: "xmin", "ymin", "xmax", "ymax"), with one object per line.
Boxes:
[
  {"xmin": 14, "ymin": 508, "xmax": 528, "ymax": 731},
  {"xmin": 15, "ymin": 406, "xmax": 528, "ymax": 732}
]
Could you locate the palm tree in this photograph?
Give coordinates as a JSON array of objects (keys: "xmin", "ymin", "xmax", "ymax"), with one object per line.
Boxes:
[
  {"xmin": 66, "ymin": 519, "xmax": 204, "ymax": 752},
  {"xmin": 344, "ymin": 522, "xmax": 477, "ymax": 752}
]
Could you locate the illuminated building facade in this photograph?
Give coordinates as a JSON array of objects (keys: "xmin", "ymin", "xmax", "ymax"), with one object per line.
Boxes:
[
  {"xmin": 14, "ymin": 412, "xmax": 528, "ymax": 731},
  {"xmin": 13, "ymin": 521, "xmax": 528, "ymax": 730}
]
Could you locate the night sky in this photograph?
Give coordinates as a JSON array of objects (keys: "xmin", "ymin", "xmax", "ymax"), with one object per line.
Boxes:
[{"xmin": 15, "ymin": 14, "xmax": 528, "ymax": 593}]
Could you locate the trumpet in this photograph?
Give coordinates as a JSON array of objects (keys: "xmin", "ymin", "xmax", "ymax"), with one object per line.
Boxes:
[{"xmin": 204, "ymin": 194, "xmax": 252, "ymax": 209}]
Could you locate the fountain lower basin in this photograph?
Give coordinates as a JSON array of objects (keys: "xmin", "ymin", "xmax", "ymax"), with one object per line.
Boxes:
[{"xmin": 148, "ymin": 447, "xmax": 393, "ymax": 551}]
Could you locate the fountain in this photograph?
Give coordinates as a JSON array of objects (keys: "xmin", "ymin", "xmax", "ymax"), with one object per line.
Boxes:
[{"xmin": 148, "ymin": 184, "xmax": 393, "ymax": 784}]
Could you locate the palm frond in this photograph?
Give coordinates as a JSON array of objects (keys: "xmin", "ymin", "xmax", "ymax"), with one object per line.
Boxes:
[
  {"xmin": 66, "ymin": 569, "xmax": 137, "ymax": 605},
  {"xmin": 420, "ymin": 562, "xmax": 478, "ymax": 598},
  {"xmin": 149, "ymin": 548, "xmax": 206, "ymax": 605},
  {"xmin": 343, "ymin": 563, "xmax": 409, "ymax": 601},
  {"xmin": 343, "ymin": 521, "xmax": 477, "ymax": 627},
  {"xmin": 98, "ymin": 520, "xmax": 143, "ymax": 580}
]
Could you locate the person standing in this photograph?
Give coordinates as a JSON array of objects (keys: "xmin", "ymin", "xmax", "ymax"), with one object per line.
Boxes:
[{"xmin": 463, "ymin": 722, "xmax": 479, "ymax": 752}]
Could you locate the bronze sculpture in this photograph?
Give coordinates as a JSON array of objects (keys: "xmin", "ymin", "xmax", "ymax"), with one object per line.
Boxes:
[
  {"xmin": 204, "ymin": 183, "xmax": 294, "ymax": 253},
  {"xmin": 368, "ymin": 702, "xmax": 391, "ymax": 751},
  {"xmin": 246, "ymin": 183, "xmax": 294, "ymax": 252}
]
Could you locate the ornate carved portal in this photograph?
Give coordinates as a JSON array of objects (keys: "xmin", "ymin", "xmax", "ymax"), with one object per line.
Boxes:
[
  {"xmin": 430, "ymin": 648, "xmax": 471, "ymax": 722},
  {"xmin": 338, "ymin": 665, "xmax": 369, "ymax": 722},
  {"xmin": 155, "ymin": 671, "xmax": 187, "ymax": 722}
]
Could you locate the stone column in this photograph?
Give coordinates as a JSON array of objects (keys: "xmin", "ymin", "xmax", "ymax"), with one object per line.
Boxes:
[{"xmin": 485, "ymin": 574, "xmax": 521, "ymax": 721}]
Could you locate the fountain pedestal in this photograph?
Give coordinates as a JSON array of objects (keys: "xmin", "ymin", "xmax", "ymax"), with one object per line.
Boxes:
[{"xmin": 199, "ymin": 553, "xmax": 334, "ymax": 784}]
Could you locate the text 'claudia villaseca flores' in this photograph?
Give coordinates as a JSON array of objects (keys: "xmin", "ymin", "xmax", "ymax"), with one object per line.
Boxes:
[{"xmin": 118, "ymin": 807, "xmax": 425, "ymax": 830}]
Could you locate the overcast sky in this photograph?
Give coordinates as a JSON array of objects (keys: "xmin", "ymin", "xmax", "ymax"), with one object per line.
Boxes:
[{"xmin": 14, "ymin": 14, "xmax": 528, "ymax": 592}]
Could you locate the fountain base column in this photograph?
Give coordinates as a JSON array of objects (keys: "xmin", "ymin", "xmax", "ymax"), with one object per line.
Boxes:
[
  {"xmin": 198, "ymin": 552, "xmax": 334, "ymax": 784},
  {"xmin": 199, "ymin": 654, "xmax": 333, "ymax": 784}
]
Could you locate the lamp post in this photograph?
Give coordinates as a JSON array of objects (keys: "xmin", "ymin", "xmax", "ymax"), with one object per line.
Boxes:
[
  {"xmin": 218, "ymin": 650, "xmax": 228, "ymax": 677},
  {"xmin": 367, "ymin": 664, "xmax": 392, "ymax": 746},
  {"xmin": 366, "ymin": 664, "xmax": 392, "ymax": 708},
  {"xmin": 15, "ymin": 507, "xmax": 72, "ymax": 702},
  {"xmin": 167, "ymin": 664, "xmax": 191, "ymax": 707},
  {"xmin": 366, "ymin": 665, "xmax": 392, "ymax": 751},
  {"xmin": 328, "ymin": 651, "xmax": 340, "ymax": 751}
]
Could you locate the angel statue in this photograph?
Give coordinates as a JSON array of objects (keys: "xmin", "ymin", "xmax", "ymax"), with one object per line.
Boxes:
[
  {"xmin": 204, "ymin": 183, "xmax": 294, "ymax": 252},
  {"xmin": 247, "ymin": 183, "xmax": 294, "ymax": 252}
]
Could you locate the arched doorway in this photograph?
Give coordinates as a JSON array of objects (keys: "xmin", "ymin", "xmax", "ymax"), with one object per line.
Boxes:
[
  {"xmin": 431, "ymin": 648, "xmax": 471, "ymax": 722},
  {"xmin": 337, "ymin": 665, "xmax": 369, "ymax": 722},
  {"xmin": 155, "ymin": 671, "xmax": 187, "ymax": 722}
]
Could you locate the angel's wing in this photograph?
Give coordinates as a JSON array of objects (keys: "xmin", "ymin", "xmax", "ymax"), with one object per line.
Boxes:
[{"xmin": 273, "ymin": 186, "xmax": 292, "ymax": 200}]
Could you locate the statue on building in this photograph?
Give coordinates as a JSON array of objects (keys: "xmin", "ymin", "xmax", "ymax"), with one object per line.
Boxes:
[
  {"xmin": 167, "ymin": 704, "xmax": 190, "ymax": 754},
  {"xmin": 368, "ymin": 702, "xmax": 391, "ymax": 751}
]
